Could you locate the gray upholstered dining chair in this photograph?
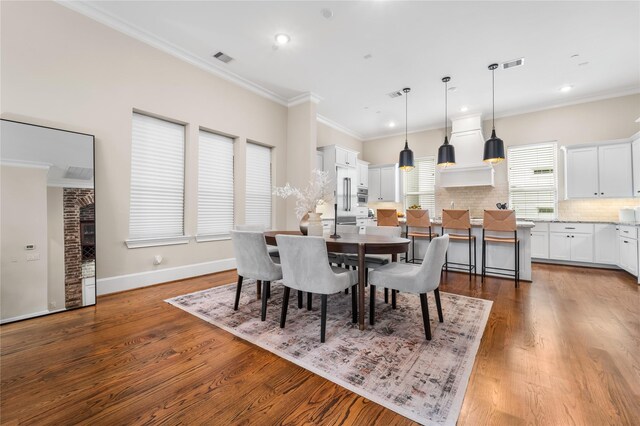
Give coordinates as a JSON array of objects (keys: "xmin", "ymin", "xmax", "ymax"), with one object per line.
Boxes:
[
  {"xmin": 368, "ymin": 235, "xmax": 449, "ymax": 340},
  {"xmin": 276, "ymin": 234, "xmax": 358, "ymax": 343},
  {"xmin": 230, "ymin": 230, "xmax": 283, "ymax": 321},
  {"xmin": 235, "ymin": 224, "xmax": 280, "ymax": 263}
]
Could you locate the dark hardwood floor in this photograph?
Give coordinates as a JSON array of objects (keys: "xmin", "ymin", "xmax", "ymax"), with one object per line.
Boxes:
[{"xmin": 1, "ymin": 264, "xmax": 639, "ymax": 425}]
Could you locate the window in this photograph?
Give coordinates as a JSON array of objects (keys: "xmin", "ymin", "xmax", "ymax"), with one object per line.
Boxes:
[
  {"xmin": 197, "ymin": 130, "xmax": 234, "ymax": 241},
  {"xmin": 508, "ymin": 142, "xmax": 557, "ymax": 220},
  {"xmin": 245, "ymin": 142, "xmax": 272, "ymax": 229},
  {"xmin": 404, "ymin": 157, "xmax": 436, "ymax": 217},
  {"xmin": 128, "ymin": 113, "xmax": 186, "ymax": 247}
]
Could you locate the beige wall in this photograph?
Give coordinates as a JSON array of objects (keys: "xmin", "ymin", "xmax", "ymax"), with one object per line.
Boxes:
[
  {"xmin": 47, "ymin": 186, "xmax": 66, "ymax": 310},
  {"xmin": 363, "ymin": 94, "xmax": 640, "ymax": 220},
  {"xmin": 1, "ymin": 1, "xmax": 288, "ymax": 280},
  {"xmin": 317, "ymin": 122, "xmax": 363, "ymax": 154},
  {"xmin": 1, "ymin": 166, "xmax": 49, "ymax": 320}
]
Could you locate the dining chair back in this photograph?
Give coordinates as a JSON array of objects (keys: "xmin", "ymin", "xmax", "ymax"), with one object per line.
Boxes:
[
  {"xmin": 235, "ymin": 224, "xmax": 266, "ymax": 231},
  {"xmin": 377, "ymin": 209, "xmax": 399, "ymax": 226}
]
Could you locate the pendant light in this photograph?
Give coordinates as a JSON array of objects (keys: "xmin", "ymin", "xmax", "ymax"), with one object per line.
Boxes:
[
  {"xmin": 483, "ymin": 63, "xmax": 505, "ymax": 164},
  {"xmin": 437, "ymin": 76, "xmax": 455, "ymax": 167},
  {"xmin": 398, "ymin": 87, "xmax": 414, "ymax": 172}
]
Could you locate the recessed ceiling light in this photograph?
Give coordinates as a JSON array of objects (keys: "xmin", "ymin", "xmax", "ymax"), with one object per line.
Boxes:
[
  {"xmin": 448, "ymin": 86, "xmax": 457, "ymax": 92},
  {"xmin": 364, "ymin": 53, "xmax": 372, "ymax": 60},
  {"xmin": 560, "ymin": 85, "xmax": 573, "ymax": 93},
  {"xmin": 578, "ymin": 61, "xmax": 589, "ymax": 66},
  {"xmin": 570, "ymin": 54, "xmax": 580, "ymax": 58},
  {"xmin": 321, "ymin": 8, "xmax": 334, "ymax": 19},
  {"xmin": 460, "ymin": 106, "xmax": 468, "ymax": 112},
  {"xmin": 275, "ymin": 34, "xmax": 290, "ymax": 45},
  {"xmin": 388, "ymin": 121, "xmax": 396, "ymax": 128}
]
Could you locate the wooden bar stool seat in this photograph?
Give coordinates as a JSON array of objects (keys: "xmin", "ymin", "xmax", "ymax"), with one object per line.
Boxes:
[
  {"xmin": 481, "ymin": 209, "xmax": 520, "ymax": 287},
  {"xmin": 441, "ymin": 209, "xmax": 477, "ymax": 281}
]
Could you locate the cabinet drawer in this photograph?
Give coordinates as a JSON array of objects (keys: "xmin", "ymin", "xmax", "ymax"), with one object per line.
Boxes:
[
  {"xmin": 618, "ymin": 225, "xmax": 638, "ymax": 240},
  {"xmin": 549, "ymin": 223, "xmax": 593, "ymax": 234},
  {"xmin": 532, "ymin": 222, "xmax": 549, "ymax": 232}
]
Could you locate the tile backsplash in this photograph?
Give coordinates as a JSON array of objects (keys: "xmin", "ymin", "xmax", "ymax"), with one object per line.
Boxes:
[
  {"xmin": 435, "ymin": 184, "xmax": 509, "ymax": 218},
  {"xmin": 557, "ymin": 198, "xmax": 640, "ymax": 221}
]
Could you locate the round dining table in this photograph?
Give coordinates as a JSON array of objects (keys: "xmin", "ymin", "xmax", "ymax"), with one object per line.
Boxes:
[{"xmin": 264, "ymin": 231, "xmax": 410, "ymax": 330}]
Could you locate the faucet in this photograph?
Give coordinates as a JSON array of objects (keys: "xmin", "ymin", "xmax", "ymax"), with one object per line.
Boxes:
[{"xmin": 450, "ymin": 201, "xmax": 455, "ymax": 209}]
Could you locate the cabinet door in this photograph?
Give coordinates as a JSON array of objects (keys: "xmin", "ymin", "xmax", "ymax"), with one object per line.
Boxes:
[
  {"xmin": 530, "ymin": 231, "xmax": 549, "ymax": 259},
  {"xmin": 566, "ymin": 147, "xmax": 599, "ymax": 198},
  {"xmin": 358, "ymin": 163, "xmax": 368, "ymax": 187},
  {"xmin": 379, "ymin": 166, "xmax": 397, "ymax": 202},
  {"xmin": 598, "ymin": 143, "xmax": 633, "ymax": 198},
  {"xmin": 632, "ymin": 139, "xmax": 640, "ymax": 197},
  {"xmin": 549, "ymin": 233, "xmax": 571, "ymax": 260},
  {"xmin": 594, "ymin": 224, "xmax": 618, "ymax": 265},
  {"xmin": 368, "ymin": 168, "xmax": 381, "ymax": 201},
  {"xmin": 316, "ymin": 152, "xmax": 324, "ymax": 171},
  {"xmin": 570, "ymin": 233, "xmax": 594, "ymax": 263},
  {"xmin": 346, "ymin": 151, "xmax": 358, "ymax": 167},
  {"xmin": 335, "ymin": 147, "xmax": 348, "ymax": 166},
  {"xmin": 618, "ymin": 237, "xmax": 638, "ymax": 275}
]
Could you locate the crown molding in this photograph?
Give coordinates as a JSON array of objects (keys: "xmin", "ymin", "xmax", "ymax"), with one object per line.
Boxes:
[
  {"xmin": 56, "ymin": 0, "xmax": 289, "ymax": 106},
  {"xmin": 316, "ymin": 114, "xmax": 363, "ymax": 141},
  {"xmin": 288, "ymin": 92, "xmax": 324, "ymax": 108}
]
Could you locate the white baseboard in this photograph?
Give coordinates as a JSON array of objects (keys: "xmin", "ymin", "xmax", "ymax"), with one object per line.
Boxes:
[
  {"xmin": 97, "ymin": 258, "xmax": 236, "ymax": 296},
  {"xmin": 1, "ymin": 310, "xmax": 50, "ymax": 324}
]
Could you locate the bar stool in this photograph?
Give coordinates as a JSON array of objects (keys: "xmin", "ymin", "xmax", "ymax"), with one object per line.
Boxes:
[
  {"xmin": 441, "ymin": 209, "xmax": 476, "ymax": 281},
  {"xmin": 405, "ymin": 209, "xmax": 439, "ymax": 263},
  {"xmin": 481, "ymin": 209, "xmax": 520, "ymax": 288},
  {"xmin": 377, "ymin": 209, "xmax": 399, "ymax": 226}
]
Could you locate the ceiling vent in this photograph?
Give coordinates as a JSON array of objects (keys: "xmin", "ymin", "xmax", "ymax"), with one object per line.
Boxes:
[
  {"xmin": 64, "ymin": 166, "xmax": 93, "ymax": 180},
  {"xmin": 502, "ymin": 58, "xmax": 524, "ymax": 69},
  {"xmin": 213, "ymin": 51, "xmax": 233, "ymax": 64},
  {"xmin": 387, "ymin": 90, "xmax": 404, "ymax": 98}
]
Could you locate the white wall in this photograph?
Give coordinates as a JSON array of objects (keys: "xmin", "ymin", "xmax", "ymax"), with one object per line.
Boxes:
[
  {"xmin": 1, "ymin": 166, "xmax": 49, "ymax": 320},
  {"xmin": 1, "ymin": 1, "xmax": 289, "ymax": 290},
  {"xmin": 317, "ymin": 122, "xmax": 363, "ymax": 154},
  {"xmin": 47, "ymin": 186, "xmax": 66, "ymax": 310}
]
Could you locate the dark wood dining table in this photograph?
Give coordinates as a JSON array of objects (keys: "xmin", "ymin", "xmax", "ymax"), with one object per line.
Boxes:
[{"xmin": 264, "ymin": 231, "xmax": 410, "ymax": 330}]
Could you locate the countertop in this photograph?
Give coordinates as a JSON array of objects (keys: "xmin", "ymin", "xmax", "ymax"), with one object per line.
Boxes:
[
  {"xmin": 524, "ymin": 219, "xmax": 640, "ymax": 226},
  {"xmin": 370, "ymin": 217, "xmax": 535, "ymax": 228}
]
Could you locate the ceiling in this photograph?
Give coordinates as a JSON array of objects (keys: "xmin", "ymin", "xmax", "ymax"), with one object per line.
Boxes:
[{"xmin": 65, "ymin": 1, "xmax": 639, "ymax": 140}]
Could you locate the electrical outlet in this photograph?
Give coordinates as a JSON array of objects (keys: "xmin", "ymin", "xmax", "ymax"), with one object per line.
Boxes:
[{"xmin": 26, "ymin": 253, "xmax": 40, "ymax": 261}]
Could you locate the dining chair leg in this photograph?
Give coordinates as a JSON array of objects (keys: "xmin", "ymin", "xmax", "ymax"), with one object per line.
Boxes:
[
  {"xmin": 280, "ymin": 286, "xmax": 291, "ymax": 328},
  {"xmin": 434, "ymin": 288, "xmax": 443, "ymax": 323},
  {"xmin": 256, "ymin": 280, "xmax": 261, "ymax": 299},
  {"xmin": 261, "ymin": 281, "xmax": 269, "ymax": 321},
  {"xmin": 297, "ymin": 290, "xmax": 303, "ymax": 309},
  {"xmin": 345, "ymin": 288, "xmax": 349, "ymax": 295},
  {"xmin": 419, "ymin": 293, "xmax": 432, "ymax": 341},
  {"xmin": 468, "ymin": 237, "xmax": 472, "ymax": 282},
  {"xmin": 351, "ymin": 285, "xmax": 358, "ymax": 324},
  {"xmin": 266, "ymin": 281, "xmax": 271, "ymax": 299},
  {"xmin": 234, "ymin": 275, "xmax": 243, "ymax": 311},
  {"xmin": 307, "ymin": 292, "xmax": 312, "ymax": 310},
  {"xmin": 384, "ymin": 288, "xmax": 389, "ymax": 303},
  {"xmin": 391, "ymin": 290, "xmax": 397, "ymax": 309},
  {"xmin": 369, "ymin": 284, "xmax": 376, "ymax": 326},
  {"xmin": 481, "ymin": 239, "xmax": 485, "ymax": 283},
  {"xmin": 320, "ymin": 294, "xmax": 328, "ymax": 343}
]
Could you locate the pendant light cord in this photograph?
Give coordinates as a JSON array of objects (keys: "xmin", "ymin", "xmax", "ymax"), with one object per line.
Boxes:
[
  {"xmin": 492, "ymin": 67, "xmax": 495, "ymax": 131},
  {"xmin": 405, "ymin": 89, "xmax": 408, "ymax": 143},
  {"xmin": 444, "ymin": 79, "xmax": 448, "ymax": 139}
]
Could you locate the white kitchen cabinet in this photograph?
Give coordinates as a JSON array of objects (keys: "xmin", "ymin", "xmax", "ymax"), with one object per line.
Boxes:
[
  {"xmin": 335, "ymin": 146, "xmax": 357, "ymax": 168},
  {"xmin": 618, "ymin": 237, "xmax": 638, "ymax": 276},
  {"xmin": 549, "ymin": 222, "xmax": 594, "ymax": 262},
  {"xmin": 598, "ymin": 143, "xmax": 633, "ymax": 198},
  {"xmin": 566, "ymin": 147, "xmax": 599, "ymax": 198},
  {"xmin": 565, "ymin": 142, "xmax": 633, "ymax": 199},
  {"xmin": 549, "ymin": 233, "xmax": 572, "ymax": 260},
  {"xmin": 316, "ymin": 151, "xmax": 324, "ymax": 171},
  {"xmin": 594, "ymin": 224, "xmax": 618, "ymax": 265},
  {"xmin": 368, "ymin": 164, "xmax": 399, "ymax": 202},
  {"xmin": 632, "ymin": 136, "xmax": 640, "ymax": 197},
  {"xmin": 570, "ymin": 233, "xmax": 594, "ymax": 263},
  {"xmin": 357, "ymin": 161, "xmax": 369, "ymax": 188},
  {"xmin": 531, "ymin": 230, "xmax": 549, "ymax": 259}
]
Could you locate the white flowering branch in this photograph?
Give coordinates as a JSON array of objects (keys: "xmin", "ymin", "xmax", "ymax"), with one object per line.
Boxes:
[{"xmin": 273, "ymin": 169, "xmax": 335, "ymax": 219}]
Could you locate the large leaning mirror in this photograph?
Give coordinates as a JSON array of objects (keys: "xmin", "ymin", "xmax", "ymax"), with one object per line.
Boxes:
[{"xmin": 1, "ymin": 119, "xmax": 95, "ymax": 323}]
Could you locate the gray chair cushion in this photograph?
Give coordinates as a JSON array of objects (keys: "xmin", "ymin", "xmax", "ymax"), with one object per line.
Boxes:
[{"xmin": 231, "ymin": 231, "xmax": 282, "ymax": 282}]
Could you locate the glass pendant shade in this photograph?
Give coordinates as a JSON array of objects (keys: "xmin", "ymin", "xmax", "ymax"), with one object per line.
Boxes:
[
  {"xmin": 399, "ymin": 141, "xmax": 414, "ymax": 171},
  {"xmin": 437, "ymin": 136, "xmax": 456, "ymax": 167},
  {"xmin": 483, "ymin": 129, "xmax": 505, "ymax": 164}
]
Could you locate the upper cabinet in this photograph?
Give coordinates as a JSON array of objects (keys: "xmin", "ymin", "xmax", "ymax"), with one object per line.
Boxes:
[
  {"xmin": 368, "ymin": 164, "xmax": 399, "ymax": 202},
  {"xmin": 632, "ymin": 134, "xmax": 640, "ymax": 197},
  {"xmin": 565, "ymin": 141, "xmax": 633, "ymax": 199},
  {"xmin": 335, "ymin": 146, "xmax": 358, "ymax": 168},
  {"xmin": 357, "ymin": 160, "xmax": 369, "ymax": 188}
]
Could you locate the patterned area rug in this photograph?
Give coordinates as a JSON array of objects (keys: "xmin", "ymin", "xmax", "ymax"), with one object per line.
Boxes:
[{"xmin": 166, "ymin": 282, "xmax": 492, "ymax": 425}]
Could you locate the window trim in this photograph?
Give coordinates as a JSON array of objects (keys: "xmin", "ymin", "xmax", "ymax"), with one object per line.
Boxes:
[{"xmin": 125, "ymin": 235, "xmax": 190, "ymax": 249}]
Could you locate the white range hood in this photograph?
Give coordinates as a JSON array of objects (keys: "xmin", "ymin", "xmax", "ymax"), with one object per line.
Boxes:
[{"xmin": 438, "ymin": 114, "xmax": 495, "ymax": 188}]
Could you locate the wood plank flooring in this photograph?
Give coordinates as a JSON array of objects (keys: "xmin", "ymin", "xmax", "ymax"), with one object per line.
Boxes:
[{"xmin": 1, "ymin": 264, "xmax": 639, "ymax": 425}]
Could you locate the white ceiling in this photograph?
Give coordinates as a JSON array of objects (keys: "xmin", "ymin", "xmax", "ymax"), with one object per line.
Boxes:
[{"xmin": 66, "ymin": 1, "xmax": 639, "ymax": 140}]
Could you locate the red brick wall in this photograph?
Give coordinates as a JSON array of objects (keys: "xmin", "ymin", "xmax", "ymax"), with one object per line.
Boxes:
[{"xmin": 63, "ymin": 188, "xmax": 94, "ymax": 308}]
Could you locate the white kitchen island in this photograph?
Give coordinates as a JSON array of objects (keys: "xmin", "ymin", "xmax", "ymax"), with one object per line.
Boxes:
[{"xmin": 405, "ymin": 219, "xmax": 535, "ymax": 282}]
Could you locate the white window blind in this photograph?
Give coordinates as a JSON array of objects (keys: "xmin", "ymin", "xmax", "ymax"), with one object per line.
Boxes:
[
  {"xmin": 129, "ymin": 113, "xmax": 185, "ymax": 241},
  {"xmin": 197, "ymin": 130, "xmax": 234, "ymax": 239},
  {"xmin": 508, "ymin": 142, "xmax": 557, "ymax": 220},
  {"xmin": 245, "ymin": 142, "xmax": 272, "ymax": 229},
  {"xmin": 404, "ymin": 157, "xmax": 436, "ymax": 217}
]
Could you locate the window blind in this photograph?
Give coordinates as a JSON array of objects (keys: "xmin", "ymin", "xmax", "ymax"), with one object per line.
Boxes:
[
  {"xmin": 129, "ymin": 113, "xmax": 185, "ymax": 240},
  {"xmin": 245, "ymin": 142, "xmax": 272, "ymax": 229},
  {"xmin": 404, "ymin": 157, "xmax": 436, "ymax": 217},
  {"xmin": 197, "ymin": 130, "xmax": 234, "ymax": 239},
  {"xmin": 508, "ymin": 142, "xmax": 557, "ymax": 220}
]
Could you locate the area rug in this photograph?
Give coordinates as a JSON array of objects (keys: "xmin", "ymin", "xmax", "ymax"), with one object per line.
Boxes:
[{"xmin": 166, "ymin": 282, "xmax": 492, "ymax": 425}]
